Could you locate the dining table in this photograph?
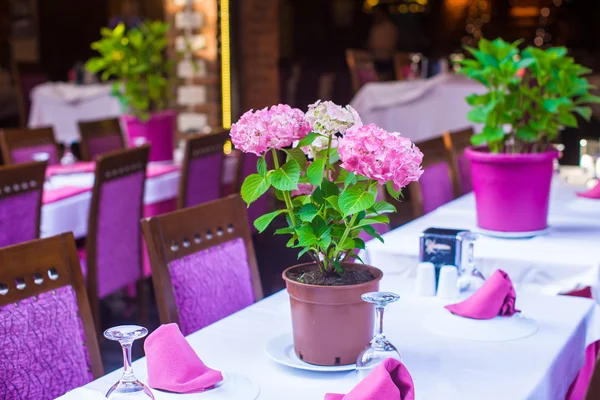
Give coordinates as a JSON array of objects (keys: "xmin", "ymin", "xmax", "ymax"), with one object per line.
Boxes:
[
  {"xmin": 78, "ymin": 274, "xmax": 600, "ymax": 400},
  {"xmin": 363, "ymin": 178, "xmax": 600, "ymax": 299}
]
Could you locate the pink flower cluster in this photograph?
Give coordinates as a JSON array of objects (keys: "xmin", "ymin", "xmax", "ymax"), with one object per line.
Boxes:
[
  {"xmin": 305, "ymin": 100, "xmax": 362, "ymax": 135},
  {"xmin": 338, "ymin": 124, "xmax": 423, "ymax": 190},
  {"xmin": 230, "ymin": 104, "xmax": 310, "ymax": 155}
]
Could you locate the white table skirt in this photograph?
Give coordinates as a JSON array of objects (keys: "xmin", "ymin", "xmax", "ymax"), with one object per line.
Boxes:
[
  {"xmin": 28, "ymin": 82, "xmax": 121, "ymax": 144},
  {"xmin": 364, "ymin": 181, "xmax": 600, "ymax": 298},
  {"xmin": 41, "ymin": 171, "xmax": 179, "ymax": 239},
  {"xmin": 350, "ymin": 73, "xmax": 484, "ymax": 143},
  {"xmin": 81, "ymin": 275, "xmax": 600, "ymax": 400}
]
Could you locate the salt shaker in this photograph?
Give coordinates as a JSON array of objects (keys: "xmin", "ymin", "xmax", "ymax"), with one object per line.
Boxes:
[
  {"xmin": 437, "ymin": 265, "xmax": 459, "ymax": 299},
  {"xmin": 415, "ymin": 262, "xmax": 436, "ymax": 297}
]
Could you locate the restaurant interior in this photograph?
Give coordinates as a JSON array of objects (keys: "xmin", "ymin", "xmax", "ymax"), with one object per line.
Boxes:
[{"xmin": 1, "ymin": 0, "xmax": 600, "ymax": 399}]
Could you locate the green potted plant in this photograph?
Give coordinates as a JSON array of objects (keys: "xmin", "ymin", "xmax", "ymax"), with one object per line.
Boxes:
[
  {"xmin": 460, "ymin": 38, "xmax": 600, "ymax": 235},
  {"xmin": 85, "ymin": 21, "xmax": 174, "ymax": 162},
  {"xmin": 230, "ymin": 101, "xmax": 423, "ymax": 365}
]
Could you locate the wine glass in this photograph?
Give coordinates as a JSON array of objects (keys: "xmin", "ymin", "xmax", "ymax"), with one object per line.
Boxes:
[
  {"xmin": 104, "ymin": 325, "xmax": 155, "ymax": 400},
  {"xmin": 356, "ymin": 292, "xmax": 401, "ymax": 379}
]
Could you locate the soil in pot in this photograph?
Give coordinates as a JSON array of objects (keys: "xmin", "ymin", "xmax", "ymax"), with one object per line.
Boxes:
[{"xmin": 286, "ymin": 264, "xmax": 375, "ymax": 286}]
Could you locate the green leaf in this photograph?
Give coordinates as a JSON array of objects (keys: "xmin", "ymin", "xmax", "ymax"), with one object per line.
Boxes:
[
  {"xmin": 482, "ymin": 126, "xmax": 505, "ymax": 142},
  {"xmin": 466, "ymin": 93, "xmax": 491, "ymax": 106},
  {"xmin": 241, "ymin": 174, "xmax": 270, "ymax": 206},
  {"xmin": 295, "ymin": 226, "xmax": 318, "ymax": 247},
  {"xmin": 362, "ymin": 225, "xmax": 384, "ymax": 243},
  {"xmin": 515, "ymin": 125, "xmax": 538, "ymax": 141},
  {"xmin": 297, "ymin": 132, "xmax": 319, "ymax": 148},
  {"xmin": 297, "ymin": 204, "xmax": 319, "ymax": 222},
  {"xmin": 254, "ymin": 210, "xmax": 285, "ymax": 233},
  {"xmin": 385, "ymin": 181, "xmax": 402, "ymax": 200},
  {"xmin": 344, "ymin": 171, "xmax": 358, "ymax": 188},
  {"xmin": 338, "ymin": 187, "xmax": 376, "ymax": 217},
  {"xmin": 354, "ymin": 238, "xmax": 366, "ymax": 250},
  {"xmin": 470, "ymin": 133, "xmax": 488, "ymax": 146},
  {"xmin": 329, "ymin": 147, "xmax": 340, "ymax": 164},
  {"xmin": 284, "ymin": 148, "xmax": 307, "ymax": 170},
  {"xmin": 574, "ymin": 106, "xmax": 592, "ymax": 121},
  {"xmin": 370, "ymin": 201, "xmax": 396, "ymax": 214},
  {"xmin": 576, "ymin": 94, "xmax": 600, "ymax": 104},
  {"xmin": 307, "ymin": 158, "xmax": 326, "ymax": 186},
  {"xmin": 515, "ymin": 57, "xmax": 536, "ymax": 70},
  {"xmin": 257, "ymin": 157, "xmax": 267, "ymax": 176},
  {"xmin": 543, "ymin": 98, "xmax": 570, "ymax": 113},
  {"xmin": 271, "ymin": 160, "xmax": 300, "ymax": 191},
  {"xmin": 354, "ymin": 215, "xmax": 390, "ymax": 228},
  {"xmin": 467, "ymin": 108, "xmax": 488, "ymax": 123},
  {"xmin": 313, "ymin": 180, "xmax": 340, "ymax": 203},
  {"xmin": 325, "ymin": 195, "xmax": 339, "ymax": 209},
  {"xmin": 558, "ymin": 113, "xmax": 578, "ymax": 127},
  {"xmin": 275, "ymin": 226, "xmax": 295, "ymax": 235}
]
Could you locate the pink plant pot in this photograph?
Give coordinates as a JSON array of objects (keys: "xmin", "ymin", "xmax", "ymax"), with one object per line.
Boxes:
[
  {"xmin": 122, "ymin": 110, "xmax": 176, "ymax": 162},
  {"xmin": 465, "ymin": 147, "xmax": 559, "ymax": 233}
]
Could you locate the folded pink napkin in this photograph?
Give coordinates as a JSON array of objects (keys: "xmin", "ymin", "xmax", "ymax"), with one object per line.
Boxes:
[
  {"xmin": 147, "ymin": 164, "xmax": 179, "ymax": 178},
  {"xmin": 325, "ymin": 358, "xmax": 415, "ymax": 400},
  {"xmin": 43, "ymin": 186, "xmax": 91, "ymax": 204},
  {"xmin": 445, "ymin": 270, "xmax": 519, "ymax": 319},
  {"xmin": 46, "ymin": 162, "xmax": 96, "ymax": 177},
  {"xmin": 144, "ymin": 323, "xmax": 223, "ymax": 393},
  {"xmin": 577, "ymin": 181, "xmax": 600, "ymax": 199}
]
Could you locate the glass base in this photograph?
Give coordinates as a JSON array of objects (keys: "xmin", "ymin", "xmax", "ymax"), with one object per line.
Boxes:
[{"xmin": 106, "ymin": 380, "xmax": 155, "ymax": 400}]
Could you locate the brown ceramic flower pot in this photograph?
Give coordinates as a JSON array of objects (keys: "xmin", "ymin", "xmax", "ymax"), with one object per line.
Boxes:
[{"xmin": 282, "ymin": 262, "xmax": 383, "ymax": 366}]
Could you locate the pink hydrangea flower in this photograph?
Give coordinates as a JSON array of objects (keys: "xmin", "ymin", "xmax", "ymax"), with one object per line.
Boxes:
[
  {"xmin": 338, "ymin": 124, "xmax": 423, "ymax": 190},
  {"xmin": 230, "ymin": 104, "xmax": 310, "ymax": 156}
]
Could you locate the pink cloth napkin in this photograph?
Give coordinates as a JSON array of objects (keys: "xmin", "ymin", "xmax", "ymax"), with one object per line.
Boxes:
[
  {"xmin": 43, "ymin": 186, "xmax": 91, "ymax": 204},
  {"xmin": 144, "ymin": 323, "xmax": 223, "ymax": 393},
  {"xmin": 577, "ymin": 181, "xmax": 600, "ymax": 199},
  {"xmin": 325, "ymin": 358, "xmax": 415, "ymax": 400},
  {"xmin": 45, "ymin": 162, "xmax": 96, "ymax": 177},
  {"xmin": 147, "ymin": 164, "xmax": 179, "ymax": 178},
  {"xmin": 445, "ymin": 270, "xmax": 519, "ymax": 319}
]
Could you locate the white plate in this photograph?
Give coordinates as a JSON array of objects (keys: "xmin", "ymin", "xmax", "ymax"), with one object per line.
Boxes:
[
  {"xmin": 265, "ymin": 333, "xmax": 356, "ymax": 372},
  {"xmin": 423, "ymin": 309, "xmax": 539, "ymax": 342},
  {"xmin": 476, "ymin": 227, "xmax": 551, "ymax": 239},
  {"xmin": 151, "ymin": 373, "xmax": 259, "ymax": 400}
]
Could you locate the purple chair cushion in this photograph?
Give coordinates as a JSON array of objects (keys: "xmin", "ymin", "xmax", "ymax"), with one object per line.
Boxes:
[
  {"xmin": 86, "ymin": 135, "xmax": 124, "ymax": 160},
  {"xmin": 457, "ymin": 154, "xmax": 472, "ymax": 194},
  {"xmin": 168, "ymin": 237, "xmax": 255, "ymax": 336},
  {"xmin": 357, "ymin": 68, "xmax": 378, "ymax": 86},
  {"xmin": 420, "ymin": 161, "xmax": 455, "ymax": 214},
  {"xmin": 184, "ymin": 152, "xmax": 223, "ymax": 208},
  {"xmin": 11, "ymin": 144, "xmax": 59, "ymax": 165},
  {"xmin": 95, "ymin": 171, "xmax": 144, "ymax": 298},
  {"xmin": 0, "ymin": 286, "xmax": 94, "ymax": 400},
  {"xmin": 0, "ymin": 191, "xmax": 40, "ymax": 248}
]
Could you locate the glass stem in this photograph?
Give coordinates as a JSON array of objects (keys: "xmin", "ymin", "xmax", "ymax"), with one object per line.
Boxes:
[
  {"xmin": 120, "ymin": 341, "xmax": 136, "ymax": 382},
  {"xmin": 375, "ymin": 305, "xmax": 385, "ymax": 340}
]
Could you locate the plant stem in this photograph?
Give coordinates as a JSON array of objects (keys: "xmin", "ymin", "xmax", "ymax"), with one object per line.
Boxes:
[
  {"xmin": 272, "ymin": 149, "xmax": 297, "ymax": 226},
  {"xmin": 322, "ymin": 134, "xmax": 333, "ymax": 224},
  {"xmin": 335, "ymin": 213, "xmax": 358, "ymax": 262}
]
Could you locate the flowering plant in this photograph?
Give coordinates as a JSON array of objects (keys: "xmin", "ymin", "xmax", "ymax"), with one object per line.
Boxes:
[
  {"xmin": 231, "ymin": 101, "xmax": 423, "ymax": 276},
  {"xmin": 460, "ymin": 38, "xmax": 600, "ymax": 153}
]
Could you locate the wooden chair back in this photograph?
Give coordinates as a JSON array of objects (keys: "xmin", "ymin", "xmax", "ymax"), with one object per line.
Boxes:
[
  {"xmin": 0, "ymin": 233, "xmax": 104, "ymax": 378},
  {"xmin": 393, "ymin": 52, "xmax": 411, "ymax": 81},
  {"xmin": 178, "ymin": 131, "xmax": 229, "ymax": 209},
  {"xmin": 11, "ymin": 61, "xmax": 48, "ymax": 127},
  {"xmin": 141, "ymin": 195, "xmax": 263, "ymax": 330},
  {"xmin": 586, "ymin": 354, "xmax": 600, "ymax": 399},
  {"xmin": 0, "ymin": 161, "xmax": 46, "ymax": 246},
  {"xmin": 85, "ymin": 145, "xmax": 150, "ymax": 324},
  {"xmin": 0, "ymin": 127, "xmax": 61, "ymax": 165},
  {"xmin": 408, "ymin": 135, "xmax": 460, "ymax": 218},
  {"xmin": 78, "ymin": 118, "xmax": 126, "ymax": 161},
  {"xmin": 444, "ymin": 127, "xmax": 475, "ymax": 195},
  {"xmin": 346, "ymin": 49, "xmax": 379, "ymax": 94}
]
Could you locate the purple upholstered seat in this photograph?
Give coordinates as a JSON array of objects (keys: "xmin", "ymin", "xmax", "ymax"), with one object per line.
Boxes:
[
  {"xmin": 86, "ymin": 171, "xmax": 145, "ymax": 298},
  {"xmin": 11, "ymin": 143, "xmax": 59, "ymax": 165},
  {"xmin": 85, "ymin": 135, "xmax": 125, "ymax": 160},
  {"xmin": 0, "ymin": 285, "xmax": 94, "ymax": 399},
  {"xmin": 168, "ymin": 237, "xmax": 255, "ymax": 336},
  {"xmin": 357, "ymin": 68, "xmax": 378, "ymax": 86},
  {"xmin": 419, "ymin": 161, "xmax": 455, "ymax": 214},
  {"xmin": 0, "ymin": 191, "xmax": 40, "ymax": 248},
  {"xmin": 457, "ymin": 154, "xmax": 472, "ymax": 194},
  {"xmin": 183, "ymin": 152, "xmax": 223, "ymax": 208},
  {"xmin": 240, "ymin": 153, "xmax": 270, "ymax": 232}
]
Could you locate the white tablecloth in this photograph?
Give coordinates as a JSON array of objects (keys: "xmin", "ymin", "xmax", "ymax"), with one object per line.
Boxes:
[
  {"xmin": 81, "ymin": 275, "xmax": 600, "ymax": 400},
  {"xmin": 350, "ymin": 73, "xmax": 485, "ymax": 143},
  {"xmin": 41, "ymin": 171, "xmax": 180, "ymax": 239},
  {"xmin": 364, "ymin": 181, "xmax": 600, "ymax": 298},
  {"xmin": 28, "ymin": 82, "xmax": 121, "ymax": 144}
]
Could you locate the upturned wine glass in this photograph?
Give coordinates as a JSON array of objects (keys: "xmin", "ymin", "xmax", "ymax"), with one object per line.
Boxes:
[
  {"xmin": 356, "ymin": 292, "xmax": 401, "ymax": 379},
  {"xmin": 104, "ymin": 325, "xmax": 155, "ymax": 400}
]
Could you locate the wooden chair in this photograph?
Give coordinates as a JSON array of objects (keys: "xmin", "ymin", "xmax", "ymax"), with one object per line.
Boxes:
[
  {"xmin": 78, "ymin": 118, "xmax": 126, "ymax": 161},
  {"xmin": 586, "ymin": 355, "xmax": 600, "ymax": 399},
  {"xmin": 346, "ymin": 49, "xmax": 379, "ymax": 94},
  {"xmin": 178, "ymin": 131, "xmax": 229, "ymax": 209},
  {"xmin": 408, "ymin": 136, "xmax": 461, "ymax": 219},
  {"xmin": 0, "ymin": 233, "xmax": 103, "ymax": 399},
  {"xmin": 141, "ymin": 195, "xmax": 263, "ymax": 336},
  {"xmin": 444, "ymin": 127, "xmax": 475, "ymax": 195},
  {"xmin": 81, "ymin": 145, "xmax": 150, "ymax": 326},
  {"xmin": 11, "ymin": 61, "xmax": 48, "ymax": 128},
  {"xmin": 0, "ymin": 126, "xmax": 61, "ymax": 165},
  {"xmin": 0, "ymin": 161, "xmax": 46, "ymax": 247}
]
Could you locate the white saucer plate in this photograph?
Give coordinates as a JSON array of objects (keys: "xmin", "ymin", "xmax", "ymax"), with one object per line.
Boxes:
[
  {"xmin": 423, "ymin": 309, "xmax": 539, "ymax": 342},
  {"xmin": 476, "ymin": 227, "xmax": 551, "ymax": 239},
  {"xmin": 265, "ymin": 333, "xmax": 356, "ymax": 372},
  {"xmin": 152, "ymin": 373, "xmax": 259, "ymax": 400}
]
